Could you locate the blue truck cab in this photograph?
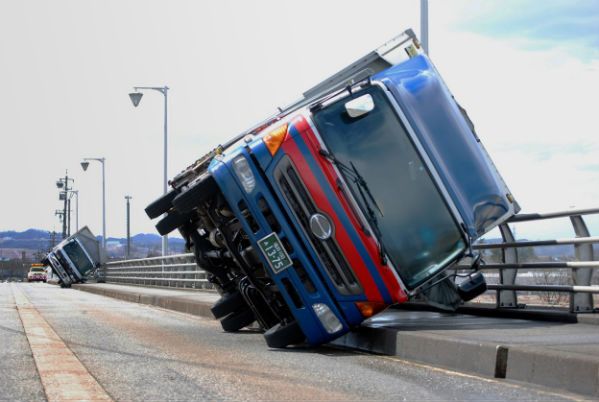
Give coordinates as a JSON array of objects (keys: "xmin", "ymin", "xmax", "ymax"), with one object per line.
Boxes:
[{"xmin": 146, "ymin": 29, "xmax": 519, "ymax": 347}]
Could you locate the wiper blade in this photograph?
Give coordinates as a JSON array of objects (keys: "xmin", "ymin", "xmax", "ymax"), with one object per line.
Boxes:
[
  {"xmin": 350, "ymin": 161, "xmax": 383, "ymax": 217},
  {"xmin": 319, "ymin": 149, "xmax": 388, "ymax": 265}
]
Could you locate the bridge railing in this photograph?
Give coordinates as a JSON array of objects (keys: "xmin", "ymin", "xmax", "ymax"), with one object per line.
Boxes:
[
  {"xmin": 463, "ymin": 207, "xmax": 599, "ymax": 313},
  {"xmin": 101, "ymin": 253, "xmax": 213, "ymax": 290},
  {"xmin": 100, "ymin": 207, "xmax": 598, "ymax": 313}
]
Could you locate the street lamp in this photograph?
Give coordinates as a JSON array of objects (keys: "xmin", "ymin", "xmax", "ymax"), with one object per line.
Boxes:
[
  {"xmin": 81, "ymin": 158, "xmax": 106, "ymax": 251},
  {"xmin": 129, "ymin": 85, "xmax": 169, "ymax": 256},
  {"xmin": 70, "ymin": 190, "xmax": 79, "ymax": 232},
  {"xmin": 125, "ymin": 195, "xmax": 132, "ymax": 259},
  {"xmin": 420, "ymin": 0, "xmax": 429, "ymax": 54}
]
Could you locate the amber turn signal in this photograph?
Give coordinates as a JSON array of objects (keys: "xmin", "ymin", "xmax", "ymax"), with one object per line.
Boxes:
[
  {"xmin": 355, "ymin": 301, "xmax": 387, "ymax": 318},
  {"xmin": 263, "ymin": 124, "xmax": 288, "ymax": 155}
]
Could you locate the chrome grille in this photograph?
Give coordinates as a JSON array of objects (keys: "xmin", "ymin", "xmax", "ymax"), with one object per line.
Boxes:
[{"xmin": 275, "ymin": 156, "xmax": 361, "ymax": 295}]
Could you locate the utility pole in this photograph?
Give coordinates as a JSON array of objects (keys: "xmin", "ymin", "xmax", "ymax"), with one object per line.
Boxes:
[
  {"xmin": 125, "ymin": 195, "xmax": 132, "ymax": 259},
  {"xmin": 62, "ymin": 173, "xmax": 68, "ymax": 239},
  {"xmin": 56, "ymin": 172, "xmax": 74, "ymax": 240}
]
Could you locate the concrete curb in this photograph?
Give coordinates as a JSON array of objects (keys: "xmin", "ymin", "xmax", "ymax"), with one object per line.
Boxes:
[
  {"xmin": 332, "ymin": 329, "xmax": 507, "ymax": 378},
  {"xmin": 74, "ymin": 284, "xmax": 598, "ymax": 397},
  {"xmin": 333, "ymin": 327, "xmax": 598, "ymax": 397}
]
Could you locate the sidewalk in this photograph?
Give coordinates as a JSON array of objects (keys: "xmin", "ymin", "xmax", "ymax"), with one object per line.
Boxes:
[{"xmin": 74, "ymin": 283, "xmax": 599, "ymax": 397}]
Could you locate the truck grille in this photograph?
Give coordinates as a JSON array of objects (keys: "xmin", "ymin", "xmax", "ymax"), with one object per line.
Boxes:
[{"xmin": 275, "ymin": 157, "xmax": 361, "ymax": 295}]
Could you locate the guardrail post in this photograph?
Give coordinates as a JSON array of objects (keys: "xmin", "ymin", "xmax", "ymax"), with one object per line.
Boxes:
[
  {"xmin": 570, "ymin": 215, "xmax": 595, "ymax": 313},
  {"xmin": 498, "ymin": 223, "xmax": 519, "ymax": 308}
]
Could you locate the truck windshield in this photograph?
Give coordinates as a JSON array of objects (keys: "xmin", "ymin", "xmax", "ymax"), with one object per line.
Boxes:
[
  {"xmin": 63, "ymin": 240, "xmax": 94, "ymax": 275},
  {"xmin": 312, "ymin": 85, "xmax": 465, "ymax": 288}
]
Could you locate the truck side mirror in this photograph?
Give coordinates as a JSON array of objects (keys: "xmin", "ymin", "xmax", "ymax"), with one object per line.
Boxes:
[{"xmin": 344, "ymin": 94, "xmax": 375, "ymax": 118}]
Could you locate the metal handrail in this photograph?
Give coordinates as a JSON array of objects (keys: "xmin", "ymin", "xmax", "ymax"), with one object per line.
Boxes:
[
  {"xmin": 507, "ymin": 207, "xmax": 599, "ymax": 222},
  {"xmin": 99, "ymin": 208, "xmax": 598, "ymax": 312},
  {"xmin": 100, "ymin": 253, "xmax": 211, "ymax": 290},
  {"xmin": 487, "ymin": 284, "xmax": 599, "ymax": 293},
  {"xmin": 105, "ymin": 253, "xmax": 194, "ymax": 265},
  {"xmin": 473, "ymin": 207, "xmax": 598, "ymax": 313},
  {"xmin": 459, "ymin": 262, "xmax": 599, "ymax": 270},
  {"xmin": 107, "ymin": 270, "xmax": 206, "ymax": 275},
  {"xmin": 105, "ymin": 263, "xmax": 197, "ymax": 270},
  {"xmin": 474, "ymin": 236, "xmax": 599, "ymax": 249}
]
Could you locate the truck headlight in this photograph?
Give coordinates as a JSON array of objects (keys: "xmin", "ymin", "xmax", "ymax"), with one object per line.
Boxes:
[
  {"xmin": 232, "ymin": 156, "xmax": 256, "ymax": 193},
  {"xmin": 312, "ymin": 303, "xmax": 343, "ymax": 334}
]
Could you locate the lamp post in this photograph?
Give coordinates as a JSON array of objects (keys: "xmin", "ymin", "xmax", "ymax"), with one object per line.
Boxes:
[
  {"xmin": 70, "ymin": 190, "xmax": 79, "ymax": 232},
  {"xmin": 128, "ymin": 85, "xmax": 169, "ymax": 257},
  {"xmin": 420, "ymin": 0, "xmax": 429, "ymax": 54},
  {"xmin": 81, "ymin": 158, "xmax": 106, "ymax": 251},
  {"xmin": 125, "ymin": 195, "xmax": 132, "ymax": 259}
]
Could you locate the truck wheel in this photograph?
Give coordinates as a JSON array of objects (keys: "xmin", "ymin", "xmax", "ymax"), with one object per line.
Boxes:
[
  {"xmin": 220, "ymin": 309, "xmax": 255, "ymax": 332},
  {"xmin": 172, "ymin": 174, "xmax": 217, "ymax": 214},
  {"xmin": 155, "ymin": 210, "xmax": 194, "ymax": 236},
  {"xmin": 145, "ymin": 189, "xmax": 178, "ymax": 219},
  {"xmin": 264, "ymin": 321, "xmax": 305, "ymax": 348},
  {"xmin": 211, "ymin": 291, "xmax": 246, "ymax": 319}
]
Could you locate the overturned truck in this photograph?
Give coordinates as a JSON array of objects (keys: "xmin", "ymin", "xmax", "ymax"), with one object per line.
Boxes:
[
  {"xmin": 146, "ymin": 29, "xmax": 519, "ymax": 347},
  {"xmin": 43, "ymin": 226, "xmax": 104, "ymax": 288}
]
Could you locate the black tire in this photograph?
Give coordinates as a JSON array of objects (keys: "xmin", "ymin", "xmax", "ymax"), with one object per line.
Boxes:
[
  {"xmin": 220, "ymin": 309, "xmax": 255, "ymax": 332},
  {"xmin": 211, "ymin": 291, "xmax": 246, "ymax": 319},
  {"xmin": 155, "ymin": 210, "xmax": 194, "ymax": 236},
  {"xmin": 145, "ymin": 189, "xmax": 178, "ymax": 219},
  {"xmin": 264, "ymin": 321, "xmax": 305, "ymax": 348},
  {"xmin": 172, "ymin": 174, "xmax": 217, "ymax": 214}
]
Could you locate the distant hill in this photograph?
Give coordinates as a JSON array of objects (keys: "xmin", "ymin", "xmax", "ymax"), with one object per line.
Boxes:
[{"xmin": 0, "ymin": 229, "xmax": 184, "ymax": 251}]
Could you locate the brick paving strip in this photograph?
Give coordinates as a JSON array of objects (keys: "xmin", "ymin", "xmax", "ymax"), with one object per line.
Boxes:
[{"xmin": 11, "ymin": 284, "xmax": 112, "ymax": 402}]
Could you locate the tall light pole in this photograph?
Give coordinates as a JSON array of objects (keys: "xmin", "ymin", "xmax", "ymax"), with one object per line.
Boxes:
[
  {"xmin": 125, "ymin": 195, "xmax": 132, "ymax": 259},
  {"xmin": 420, "ymin": 0, "xmax": 429, "ymax": 54},
  {"xmin": 81, "ymin": 158, "xmax": 106, "ymax": 251},
  {"xmin": 129, "ymin": 85, "xmax": 169, "ymax": 257},
  {"xmin": 71, "ymin": 190, "xmax": 79, "ymax": 232}
]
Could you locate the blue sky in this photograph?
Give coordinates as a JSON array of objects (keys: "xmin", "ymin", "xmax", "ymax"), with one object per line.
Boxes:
[{"xmin": 462, "ymin": 0, "xmax": 599, "ymax": 47}]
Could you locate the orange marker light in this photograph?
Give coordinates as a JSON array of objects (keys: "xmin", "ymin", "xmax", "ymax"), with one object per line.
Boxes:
[
  {"xmin": 355, "ymin": 301, "xmax": 387, "ymax": 318},
  {"xmin": 263, "ymin": 124, "xmax": 288, "ymax": 155}
]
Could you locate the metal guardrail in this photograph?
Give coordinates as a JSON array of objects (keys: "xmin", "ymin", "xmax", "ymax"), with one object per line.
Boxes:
[
  {"xmin": 102, "ymin": 253, "xmax": 213, "ymax": 290},
  {"xmin": 468, "ymin": 207, "xmax": 599, "ymax": 313},
  {"xmin": 100, "ymin": 207, "xmax": 598, "ymax": 313}
]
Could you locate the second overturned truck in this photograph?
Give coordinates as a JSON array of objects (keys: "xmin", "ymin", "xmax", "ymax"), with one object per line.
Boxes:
[
  {"xmin": 146, "ymin": 29, "xmax": 520, "ymax": 347},
  {"xmin": 43, "ymin": 226, "xmax": 104, "ymax": 288}
]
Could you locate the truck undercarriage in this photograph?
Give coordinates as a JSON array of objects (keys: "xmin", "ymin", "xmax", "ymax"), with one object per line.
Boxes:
[{"xmin": 147, "ymin": 163, "xmax": 306, "ymax": 347}]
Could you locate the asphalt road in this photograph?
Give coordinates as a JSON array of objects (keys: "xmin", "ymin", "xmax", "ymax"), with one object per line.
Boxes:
[{"xmin": 0, "ymin": 283, "xmax": 586, "ymax": 401}]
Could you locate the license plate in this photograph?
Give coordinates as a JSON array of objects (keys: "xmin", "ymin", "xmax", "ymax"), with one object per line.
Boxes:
[{"xmin": 258, "ymin": 233, "xmax": 293, "ymax": 274}]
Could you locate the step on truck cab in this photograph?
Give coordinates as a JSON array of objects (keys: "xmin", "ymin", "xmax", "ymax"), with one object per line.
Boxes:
[
  {"xmin": 146, "ymin": 29, "xmax": 519, "ymax": 347},
  {"xmin": 42, "ymin": 226, "xmax": 104, "ymax": 288}
]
